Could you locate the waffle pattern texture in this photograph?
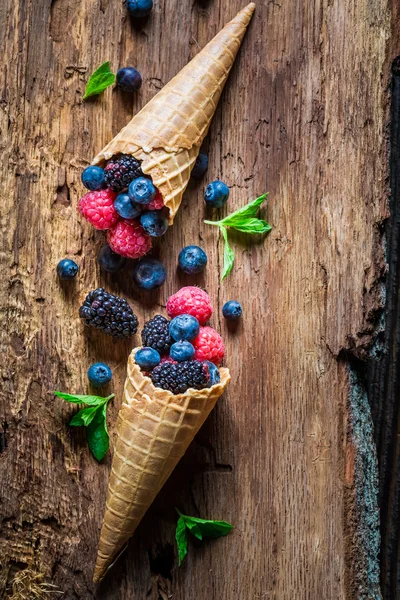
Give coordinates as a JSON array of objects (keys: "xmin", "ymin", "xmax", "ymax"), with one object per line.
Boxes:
[
  {"xmin": 93, "ymin": 349, "xmax": 230, "ymax": 582},
  {"xmin": 92, "ymin": 3, "xmax": 255, "ymax": 223}
]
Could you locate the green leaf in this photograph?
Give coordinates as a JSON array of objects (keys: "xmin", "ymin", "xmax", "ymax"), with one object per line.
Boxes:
[
  {"xmin": 69, "ymin": 405, "xmax": 100, "ymax": 427},
  {"xmin": 185, "ymin": 521, "xmax": 203, "ymax": 541},
  {"xmin": 175, "ymin": 516, "xmax": 189, "ymax": 565},
  {"xmin": 220, "ymin": 226, "xmax": 235, "ymax": 281},
  {"xmin": 219, "ymin": 193, "xmax": 268, "ymax": 226},
  {"xmin": 228, "ymin": 218, "xmax": 272, "ymax": 234},
  {"xmin": 54, "ymin": 391, "xmax": 113, "ymax": 406},
  {"xmin": 183, "ymin": 516, "xmax": 233, "ymax": 539},
  {"xmin": 83, "ymin": 61, "xmax": 115, "ymax": 100},
  {"xmin": 86, "ymin": 403, "xmax": 109, "ymax": 461}
]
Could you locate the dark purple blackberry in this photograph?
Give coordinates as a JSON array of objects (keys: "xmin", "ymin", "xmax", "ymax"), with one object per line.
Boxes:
[
  {"xmin": 79, "ymin": 288, "xmax": 138, "ymax": 339},
  {"xmin": 150, "ymin": 360, "xmax": 209, "ymax": 394},
  {"xmin": 104, "ymin": 154, "xmax": 143, "ymax": 192},
  {"xmin": 141, "ymin": 315, "xmax": 172, "ymax": 355}
]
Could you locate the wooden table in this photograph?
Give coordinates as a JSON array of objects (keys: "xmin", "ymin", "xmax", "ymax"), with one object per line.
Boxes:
[{"xmin": 1, "ymin": 1, "xmax": 399, "ymax": 598}]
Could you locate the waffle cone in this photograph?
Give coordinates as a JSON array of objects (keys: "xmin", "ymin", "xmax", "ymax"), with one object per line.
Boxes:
[
  {"xmin": 93, "ymin": 350, "xmax": 231, "ymax": 583},
  {"xmin": 92, "ymin": 3, "xmax": 255, "ymax": 223}
]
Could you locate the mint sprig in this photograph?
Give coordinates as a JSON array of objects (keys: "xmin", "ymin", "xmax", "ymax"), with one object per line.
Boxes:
[
  {"xmin": 204, "ymin": 193, "xmax": 271, "ymax": 280},
  {"xmin": 54, "ymin": 391, "xmax": 114, "ymax": 461},
  {"xmin": 83, "ymin": 61, "xmax": 115, "ymax": 100},
  {"xmin": 175, "ymin": 509, "xmax": 233, "ymax": 565}
]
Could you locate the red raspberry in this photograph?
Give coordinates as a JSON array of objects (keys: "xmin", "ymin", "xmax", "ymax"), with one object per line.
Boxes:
[
  {"xmin": 192, "ymin": 326, "xmax": 225, "ymax": 365},
  {"xmin": 166, "ymin": 286, "xmax": 212, "ymax": 325},
  {"xmin": 78, "ymin": 189, "xmax": 119, "ymax": 230},
  {"xmin": 146, "ymin": 190, "xmax": 165, "ymax": 211},
  {"xmin": 107, "ymin": 220, "xmax": 152, "ymax": 259},
  {"xmin": 160, "ymin": 356, "xmax": 178, "ymax": 365}
]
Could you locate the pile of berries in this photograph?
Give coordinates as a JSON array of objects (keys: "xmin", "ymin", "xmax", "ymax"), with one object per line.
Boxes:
[
  {"xmin": 134, "ymin": 287, "xmax": 225, "ymax": 394},
  {"xmin": 78, "ymin": 155, "xmax": 169, "ymax": 260}
]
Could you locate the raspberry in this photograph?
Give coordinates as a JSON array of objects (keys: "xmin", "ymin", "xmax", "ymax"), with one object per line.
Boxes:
[
  {"xmin": 166, "ymin": 287, "xmax": 212, "ymax": 325},
  {"xmin": 104, "ymin": 154, "xmax": 143, "ymax": 192},
  {"xmin": 107, "ymin": 220, "xmax": 152, "ymax": 259},
  {"xmin": 78, "ymin": 189, "xmax": 119, "ymax": 230},
  {"xmin": 192, "ymin": 326, "xmax": 225, "ymax": 365},
  {"xmin": 160, "ymin": 356, "xmax": 178, "ymax": 365},
  {"xmin": 146, "ymin": 190, "xmax": 165, "ymax": 211}
]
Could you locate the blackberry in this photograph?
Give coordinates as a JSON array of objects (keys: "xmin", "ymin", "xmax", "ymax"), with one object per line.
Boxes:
[
  {"xmin": 151, "ymin": 360, "xmax": 209, "ymax": 394},
  {"xmin": 141, "ymin": 315, "xmax": 172, "ymax": 354},
  {"xmin": 79, "ymin": 288, "xmax": 138, "ymax": 339},
  {"xmin": 104, "ymin": 154, "xmax": 143, "ymax": 192}
]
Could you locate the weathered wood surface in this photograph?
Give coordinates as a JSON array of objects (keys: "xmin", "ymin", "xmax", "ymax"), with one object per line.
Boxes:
[{"xmin": 0, "ymin": 0, "xmax": 397, "ymax": 598}]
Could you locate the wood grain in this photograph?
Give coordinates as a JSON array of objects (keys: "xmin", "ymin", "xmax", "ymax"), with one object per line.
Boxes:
[{"xmin": 0, "ymin": 0, "xmax": 396, "ymax": 598}]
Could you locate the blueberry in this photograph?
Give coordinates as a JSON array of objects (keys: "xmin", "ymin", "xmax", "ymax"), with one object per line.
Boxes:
[
  {"xmin": 81, "ymin": 166, "xmax": 105, "ymax": 191},
  {"xmin": 178, "ymin": 245, "xmax": 207, "ymax": 274},
  {"xmin": 133, "ymin": 258, "xmax": 166, "ymax": 290},
  {"xmin": 127, "ymin": 0, "xmax": 153, "ymax": 18},
  {"xmin": 135, "ymin": 347, "xmax": 160, "ymax": 370},
  {"xmin": 204, "ymin": 180, "xmax": 230, "ymax": 208},
  {"xmin": 222, "ymin": 300, "xmax": 242, "ymax": 320},
  {"xmin": 97, "ymin": 245, "xmax": 127, "ymax": 273},
  {"xmin": 128, "ymin": 177, "xmax": 157, "ymax": 205},
  {"xmin": 205, "ymin": 360, "xmax": 221, "ymax": 386},
  {"xmin": 140, "ymin": 210, "xmax": 169, "ymax": 237},
  {"xmin": 116, "ymin": 67, "xmax": 142, "ymax": 92},
  {"xmin": 57, "ymin": 258, "xmax": 78, "ymax": 280},
  {"xmin": 191, "ymin": 153, "xmax": 208, "ymax": 180},
  {"xmin": 87, "ymin": 362, "xmax": 112, "ymax": 387},
  {"xmin": 170, "ymin": 340, "xmax": 195, "ymax": 362},
  {"xmin": 169, "ymin": 314, "xmax": 200, "ymax": 342},
  {"xmin": 114, "ymin": 192, "xmax": 142, "ymax": 219}
]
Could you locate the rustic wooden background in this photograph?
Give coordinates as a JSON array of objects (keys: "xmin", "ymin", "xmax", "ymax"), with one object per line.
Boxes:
[{"xmin": 1, "ymin": 0, "xmax": 400, "ymax": 598}]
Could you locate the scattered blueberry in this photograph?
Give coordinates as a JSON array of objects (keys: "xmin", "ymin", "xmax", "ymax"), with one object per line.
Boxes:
[
  {"xmin": 133, "ymin": 258, "xmax": 167, "ymax": 290},
  {"xmin": 204, "ymin": 180, "xmax": 230, "ymax": 208},
  {"xmin": 191, "ymin": 153, "xmax": 208, "ymax": 180},
  {"xmin": 205, "ymin": 360, "xmax": 221, "ymax": 386},
  {"xmin": 169, "ymin": 314, "xmax": 200, "ymax": 342},
  {"xmin": 135, "ymin": 347, "xmax": 161, "ymax": 370},
  {"xmin": 114, "ymin": 192, "xmax": 142, "ymax": 219},
  {"xmin": 87, "ymin": 362, "xmax": 112, "ymax": 387},
  {"xmin": 127, "ymin": 0, "xmax": 153, "ymax": 18},
  {"xmin": 140, "ymin": 210, "xmax": 169, "ymax": 237},
  {"xmin": 81, "ymin": 166, "xmax": 105, "ymax": 191},
  {"xmin": 170, "ymin": 340, "xmax": 195, "ymax": 362},
  {"xmin": 116, "ymin": 67, "xmax": 142, "ymax": 92},
  {"xmin": 128, "ymin": 176, "xmax": 157, "ymax": 205},
  {"xmin": 97, "ymin": 245, "xmax": 127, "ymax": 273},
  {"xmin": 222, "ymin": 300, "xmax": 242, "ymax": 321},
  {"xmin": 178, "ymin": 245, "xmax": 207, "ymax": 274},
  {"xmin": 57, "ymin": 258, "xmax": 78, "ymax": 280}
]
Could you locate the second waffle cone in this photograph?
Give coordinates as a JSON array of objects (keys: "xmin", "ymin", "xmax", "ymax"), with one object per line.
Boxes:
[{"xmin": 93, "ymin": 350, "xmax": 231, "ymax": 583}]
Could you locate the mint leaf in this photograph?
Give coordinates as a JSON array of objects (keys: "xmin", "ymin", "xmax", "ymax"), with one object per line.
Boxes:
[
  {"xmin": 185, "ymin": 521, "xmax": 203, "ymax": 541},
  {"xmin": 54, "ymin": 391, "xmax": 112, "ymax": 406},
  {"xmin": 204, "ymin": 193, "xmax": 268, "ymax": 228},
  {"xmin": 175, "ymin": 509, "xmax": 233, "ymax": 565},
  {"xmin": 86, "ymin": 403, "xmax": 109, "ymax": 461},
  {"xmin": 175, "ymin": 515, "xmax": 189, "ymax": 565},
  {"xmin": 83, "ymin": 61, "xmax": 115, "ymax": 100},
  {"xmin": 182, "ymin": 515, "xmax": 233, "ymax": 539},
  {"xmin": 229, "ymin": 218, "xmax": 272, "ymax": 234},
  {"xmin": 69, "ymin": 405, "xmax": 100, "ymax": 427},
  {"xmin": 220, "ymin": 226, "xmax": 235, "ymax": 281}
]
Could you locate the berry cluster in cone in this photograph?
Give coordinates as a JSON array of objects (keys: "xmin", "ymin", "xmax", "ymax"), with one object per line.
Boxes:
[
  {"xmin": 78, "ymin": 155, "xmax": 169, "ymax": 259},
  {"xmin": 135, "ymin": 287, "xmax": 225, "ymax": 394}
]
